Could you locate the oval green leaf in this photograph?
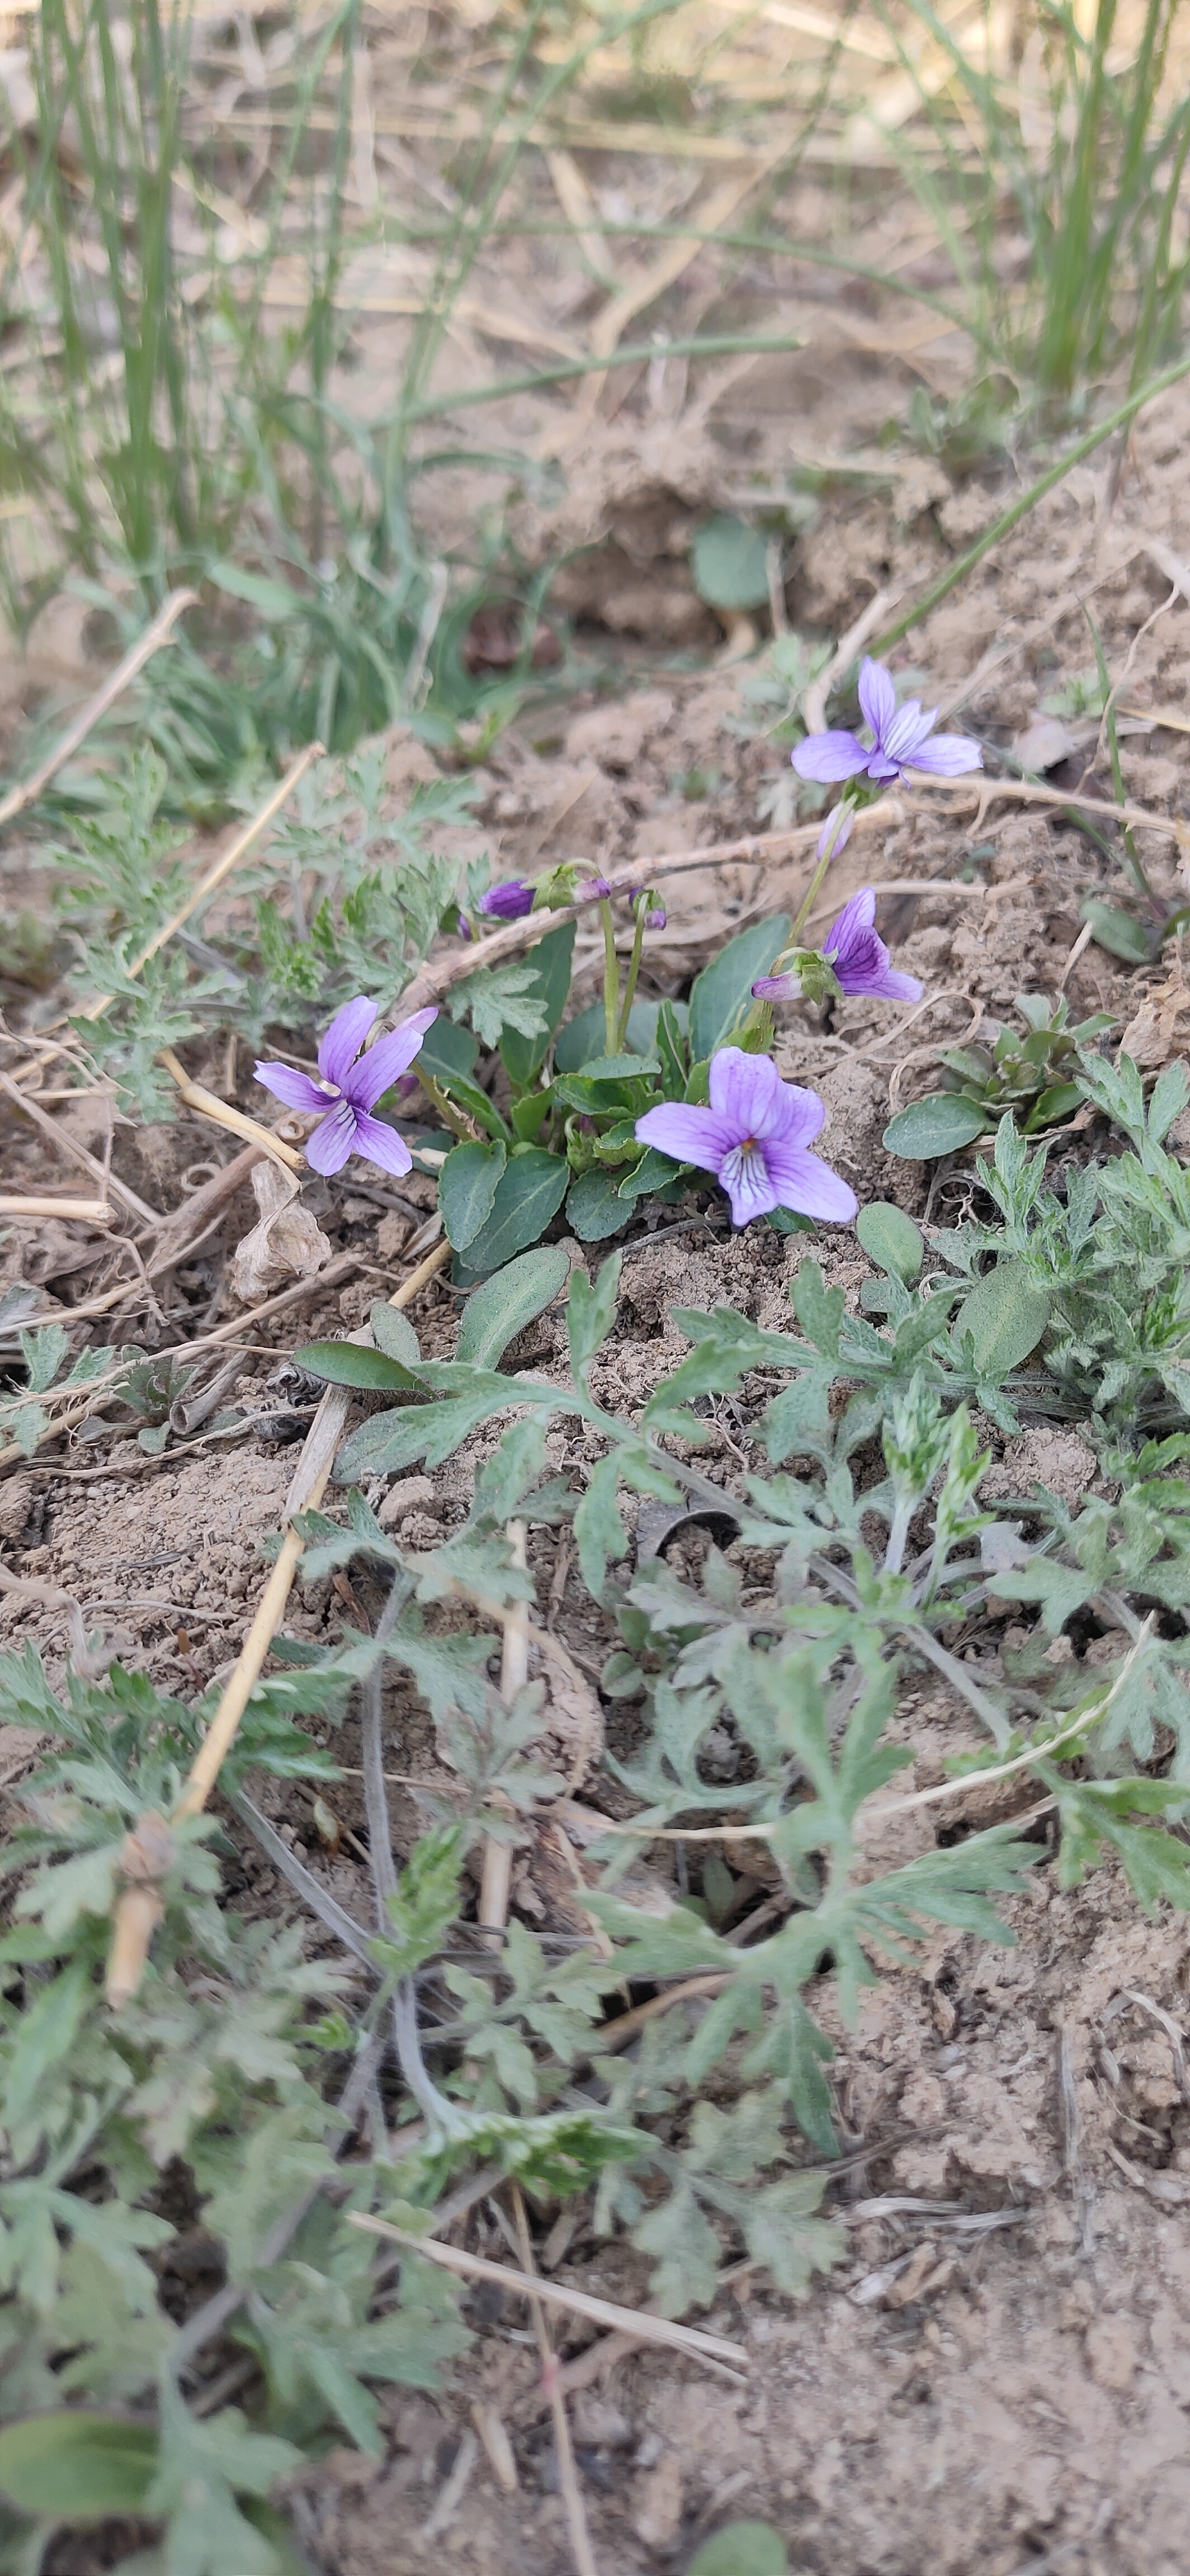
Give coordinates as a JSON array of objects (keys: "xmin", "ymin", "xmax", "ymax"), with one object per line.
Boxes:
[
  {"xmin": 688, "ymin": 917, "xmax": 790, "ymax": 1062},
  {"xmin": 457, "ymin": 1148, "xmax": 569, "ymax": 1276},
  {"xmin": 295, "ymin": 1341, "xmax": 419, "ymax": 1391},
  {"xmin": 0, "ymin": 2413, "xmax": 157, "ymax": 2520},
  {"xmin": 856, "ymin": 1200, "xmax": 924, "ymax": 1281},
  {"xmin": 691, "ymin": 515, "xmax": 772, "ymax": 612},
  {"xmin": 1080, "ymin": 897, "xmax": 1152, "ymax": 964},
  {"xmin": 439, "ymin": 1138, "xmax": 507, "ymax": 1250},
  {"xmin": 688, "ymin": 2522, "xmax": 788, "ymax": 2576},
  {"xmin": 567, "ymin": 1168, "xmax": 634, "ymax": 1242},
  {"xmin": 882, "ymin": 1093, "xmax": 990, "ymax": 1159},
  {"xmin": 370, "ymin": 1303, "xmax": 422, "ymax": 1366},
  {"xmin": 955, "ymin": 1258, "xmax": 1050, "ymax": 1380},
  {"xmin": 456, "ymin": 1244, "xmax": 571, "ymax": 1367}
]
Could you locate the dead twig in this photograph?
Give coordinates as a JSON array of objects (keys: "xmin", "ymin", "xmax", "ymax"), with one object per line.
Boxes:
[
  {"xmin": 346, "ymin": 2212, "xmax": 748, "ymax": 2367},
  {"xmin": 0, "ymin": 590, "xmax": 197, "ymax": 831},
  {"xmin": 511, "ymin": 2181, "xmax": 600, "ymax": 2576},
  {"xmin": 0, "ymin": 1194, "xmax": 112, "ymax": 1223},
  {"xmin": 0, "ymin": 1064, "xmax": 157, "ymax": 1227},
  {"xmin": 157, "ymin": 1049, "xmax": 302, "ymax": 1172}
]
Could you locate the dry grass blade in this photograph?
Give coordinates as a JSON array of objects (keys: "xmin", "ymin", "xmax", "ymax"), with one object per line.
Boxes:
[
  {"xmin": 510, "ymin": 2181, "xmax": 600, "ymax": 2576},
  {"xmin": 0, "ymin": 1065, "xmax": 156, "ymax": 1227},
  {"xmin": 0, "ymin": 590, "xmax": 197, "ymax": 831},
  {"xmin": 157, "ymin": 1049, "xmax": 303, "ymax": 1173},
  {"xmin": 0, "ymin": 1194, "xmax": 111, "ymax": 1222},
  {"xmin": 346, "ymin": 2212, "xmax": 749, "ymax": 2367}
]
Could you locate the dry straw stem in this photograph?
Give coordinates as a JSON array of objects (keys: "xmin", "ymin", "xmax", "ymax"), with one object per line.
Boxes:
[
  {"xmin": 0, "ymin": 1193, "xmax": 111, "ymax": 1221},
  {"xmin": 157, "ymin": 1047, "xmax": 302, "ymax": 1172},
  {"xmin": 103, "ymin": 1233, "xmax": 451, "ymax": 2006},
  {"xmin": 0, "ymin": 589, "xmax": 197, "ymax": 832},
  {"xmin": 509, "ymin": 2180, "xmax": 600, "ymax": 2576},
  {"xmin": 347, "ymin": 2212, "xmax": 749, "ymax": 2368}
]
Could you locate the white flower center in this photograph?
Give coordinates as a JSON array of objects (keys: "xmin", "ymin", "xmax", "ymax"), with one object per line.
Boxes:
[
  {"xmin": 319, "ymin": 1080, "xmax": 342, "ymax": 1099},
  {"xmin": 719, "ymin": 1138, "xmax": 769, "ymax": 1210}
]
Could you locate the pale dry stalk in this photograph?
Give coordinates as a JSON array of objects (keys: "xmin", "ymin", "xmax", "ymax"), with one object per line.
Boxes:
[
  {"xmin": 511, "ymin": 2181, "xmax": 600, "ymax": 2576},
  {"xmin": 0, "ymin": 589, "xmax": 197, "ymax": 832}
]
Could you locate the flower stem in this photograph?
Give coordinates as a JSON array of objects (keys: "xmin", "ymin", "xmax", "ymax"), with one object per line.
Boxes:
[
  {"xmin": 788, "ymin": 795, "xmax": 855, "ymax": 944},
  {"xmin": 601, "ymin": 898, "xmax": 620, "ymax": 1055},
  {"xmin": 416, "ymin": 1069, "xmax": 476, "ymax": 1142},
  {"xmin": 616, "ymin": 895, "xmax": 649, "ymax": 1050}
]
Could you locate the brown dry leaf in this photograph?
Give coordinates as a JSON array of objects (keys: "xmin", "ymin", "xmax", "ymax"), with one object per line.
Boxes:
[
  {"xmin": 539, "ymin": 1654, "xmax": 603, "ymax": 1789},
  {"xmin": 1118, "ymin": 968, "xmax": 1190, "ymax": 1072},
  {"xmin": 232, "ymin": 1162, "xmax": 332, "ymax": 1304}
]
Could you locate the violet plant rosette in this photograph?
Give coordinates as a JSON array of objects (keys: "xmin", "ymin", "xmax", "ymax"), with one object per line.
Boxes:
[
  {"xmin": 635, "ymin": 1045, "xmax": 857, "ymax": 1228},
  {"xmin": 255, "ymin": 995, "xmax": 437, "ymax": 1176}
]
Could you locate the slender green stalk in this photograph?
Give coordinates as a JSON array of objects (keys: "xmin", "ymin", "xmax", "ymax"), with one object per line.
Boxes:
[
  {"xmin": 616, "ymin": 896, "xmax": 649, "ymax": 1050},
  {"xmin": 789, "ymin": 800, "xmax": 856, "ymax": 944}
]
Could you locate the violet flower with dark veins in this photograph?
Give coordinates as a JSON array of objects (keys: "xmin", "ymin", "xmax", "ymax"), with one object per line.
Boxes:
[
  {"xmin": 255, "ymin": 995, "xmax": 436, "ymax": 1176},
  {"xmin": 477, "ymin": 877, "xmax": 535, "ymax": 920},
  {"xmin": 635, "ymin": 1046, "xmax": 856, "ymax": 1228},
  {"xmin": 793, "ymin": 657, "xmax": 982, "ymax": 787},
  {"xmin": 753, "ymin": 888, "xmax": 922, "ymax": 1005}
]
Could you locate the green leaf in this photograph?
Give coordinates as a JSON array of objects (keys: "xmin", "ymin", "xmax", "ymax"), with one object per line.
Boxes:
[
  {"xmin": 370, "ymin": 1304, "xmax": 422, "ymax": 1367},
  {"xmin": 439, "ymin": 1139, "xmax": 507, "ymax": 1251},
  {"xmin": 688, "ymin": 917, "xmax": 790, "ymax": 1062},
  {"xmin": 500, "ymin": 922, "xmax": 575, "ymax": 1088},
  {"xmin": 294, "ymin": 1341, "xmax": 419, "ymax": 1391},
  {"xmin": 691, "ymin": 515, "xmax": 772, "ymax": 612},
  {"xmin": 457, "ymin": 1150, "xmax": 569, "ymax": 1275},
  {"xmin": 688, "ymin": 2523, "xmax": 788, "ymax": 2576},
  {"xmin": 882, "ymin": 1093, "xmax": 990, "ymax": 1158},
  {"xmin": 574, "ymin": 1451, "xmax": 626, "ymax": 1597},
  {"xmin": 566, "ymin": 1168, "xmax": 634, "ymax": 1242},
  {"xmin": 208, "ymin": 560, "xmax": 301, "ymax": 622},
  {"xmin": 455, "ymin": 1246, "xmax": 571, "ymax": 1367},
  {"xmin": 1080, "ymin": 897, "xmax": 1151, "ymax": 964},
  {"xmin": 855, "ymin": 1200, "xmax": 923, "ymax": 1282},
  {"xmin": 1150, "ymin": 1058, "xmax": 1190, "ymax": 1143},
  {"xmin": 0, "ymin": 2414, "xmax": 157, "ymax": 2519},
  {"xmin": 568, "ymin": 1254, "xmax": 621, "ymax": 1374},
  {"xmin": 555, "ymin": 998, "xmax": 684, "ymax": 1074},
  {"xmin": 415, "ymin": 1017, "xmax": 478, "ymax": 1088},
  {"xmin": 370, "ymin": 1826, "xmax": 464, "ymax": 1980},
  {"xmin": 953, "ymin": 1259, "xmax": 1050, "ymax": 1379}
]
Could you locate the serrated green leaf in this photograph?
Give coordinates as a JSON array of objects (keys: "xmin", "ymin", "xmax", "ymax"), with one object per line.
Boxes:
[
  {"xmin": 883, "ymin": 1093, "xmax": 990, "ymax": 1158},
  {"xmin": 0, "ymin": 2414, "xmax": 157, "ymax": 2519},
  {"xmin": 456, "ymin": 1246, "xmax": 570, "ymax": 1368}
]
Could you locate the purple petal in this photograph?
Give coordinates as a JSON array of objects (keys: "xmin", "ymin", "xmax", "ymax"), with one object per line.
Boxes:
[
  {"xmin": 254, "ymin": 1060, "xmax": 329, "ymax": 1115},
  {"xmin": 752, "ymin": 974, "xmax": 799, "ymax": 1001},
  {"xmin": 791, "ymin": 730, "xmax": 868, "ymax": 784},
  {"xmin": 579, "ymin": 876, "xmax": 613, "ymax": 901},
  {"xmin": 900, "ymin": 732, "xmax": 983, "ymax": 776},
  {"xmin": 858, "ymin": 657, "xmax": 897, "ymax": 749},
  {"xmin": 763, "ymin": 1139, "xmax": 857, "ymax": 1223},
  {"xmin": 764, "ymin": 1078, "xmax": 827, "ymax": 1153},
  {"xmin": 817, "ymin": 802, "xmax": 854, "ymax": 860},
  {"xmin": 351, "ymin": 1110, "xmax": 415, "ymax": 1176},
  {"xmin": 824, "ymin": 888, "xmax": 876, "ymax": 962},
  {"xmin": 719, "ymin": 1141, "xmax": 780, "ymax": 1227},
  {"xmin": 318, "ymin": 996, "xmax": 377, "ymax": 1086},
  {"xmin": 881, "ymin": 699, "xmax": 933, "ymax": 764},
  {"xmin": 707, "ymin": 1046, "xmax": 783, "ymax": 1139},
  {"xmin": 635, "ymin": 1101, "xmax": 736, "ymax": 1173},
  {"xmin": 304, "ymin": 1101, "xmax": 358, "ymax": 1175},
  {"xmin": 350, "ymin": 1006, "xmax": 438, "ymax": 1110},
  {"xmin": 645, "ymin": 906, "xmax": 667, "ymax": 930},
  {"xmin": 478, "ymin": 878, "xmax": 535, "ymax": 920},
  {"xmin": 865, "ymin": 750, "xmax": 903, "ymax": 782}
]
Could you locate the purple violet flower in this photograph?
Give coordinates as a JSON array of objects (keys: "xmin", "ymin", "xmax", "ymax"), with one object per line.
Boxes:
[
  {"xmin": 478, "ymin": 877, "xmax": 535, "ymax": 920},
  {"xmin": 645, "ymin": 904, "xmax": 667, "ymax": 930},
  {"xmin": 792, "ymin": 657, "xmax": 983, "ymax": 787},
  {"xmin": 579, "ymin": 875, "xmax": 614, "ymax": 901},
  {"xmin": 255, "ymin": 995, "xmax": 437, "ymax": 1177},
  {"xmin": 753, "ymin": 888, "xmax": 922, "ymax": 1006},
  {"xmin": 635, "ymin": 1046, "xmax": 857, "ymax": 1229}
]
